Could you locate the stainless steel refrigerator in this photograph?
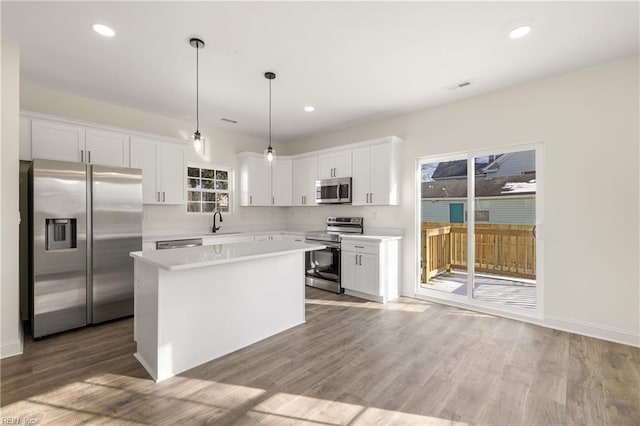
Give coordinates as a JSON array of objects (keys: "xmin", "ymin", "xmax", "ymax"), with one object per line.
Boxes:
[{"xmin": 30, "ymin": 158, "xmax": 142, "ymax": 338}]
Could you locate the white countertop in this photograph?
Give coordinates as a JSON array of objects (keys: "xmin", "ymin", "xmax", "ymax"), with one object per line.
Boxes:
[
  {"xmin": 144, "ymin": 229, "xmax": 305, "ymax": 243},
  {"xmin": 131, "ymin": 240, "xmax": 325, "ymax": 271}
]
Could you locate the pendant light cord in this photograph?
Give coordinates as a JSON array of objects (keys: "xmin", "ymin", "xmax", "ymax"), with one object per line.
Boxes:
[
  {"xmin": 196, "ymin": 42, "xmax": 200, "ymax": 132},
  {"xmin": 268, "ymin": 78, "xmax": 272, "ymax": 149}
]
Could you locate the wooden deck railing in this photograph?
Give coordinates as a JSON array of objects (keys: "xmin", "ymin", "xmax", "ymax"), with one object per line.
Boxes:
[{"xmin": 421, "ymin": 222, "xmax": 536, "ymax": 283}]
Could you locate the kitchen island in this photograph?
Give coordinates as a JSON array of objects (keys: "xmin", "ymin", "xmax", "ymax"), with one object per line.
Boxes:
[{"xmin": 130, "ymin": 240, "xmax": 325, "ymax": 382}]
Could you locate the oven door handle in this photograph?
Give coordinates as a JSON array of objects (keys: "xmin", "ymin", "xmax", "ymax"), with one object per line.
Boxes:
[{"xmin": 305, "ymin": 240, "xmax": 341, "ymax": 249}]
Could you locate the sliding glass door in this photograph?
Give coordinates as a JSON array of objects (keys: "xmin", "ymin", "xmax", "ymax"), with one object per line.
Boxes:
[{"xmin": 418, "ymin": 144, "xmax": 542, "ymax": 316}]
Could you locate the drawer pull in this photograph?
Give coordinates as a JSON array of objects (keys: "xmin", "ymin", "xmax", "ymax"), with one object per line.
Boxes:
[{"xmin": 354, "ymin": 245, "xmax": 364, "ymax": 249}]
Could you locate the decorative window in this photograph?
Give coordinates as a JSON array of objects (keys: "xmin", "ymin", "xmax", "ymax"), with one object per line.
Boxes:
[{"xmin": 186, "ymin": 164, "xmax": 231, "ymax": 213}]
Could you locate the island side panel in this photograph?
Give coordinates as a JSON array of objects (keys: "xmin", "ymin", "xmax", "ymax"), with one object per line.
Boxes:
[
  {"xmin": 155, "ymin": 251, "xmax": 305, "ymax": 381},
  {"xmin": 133, "ymin": 260, "xmax": 159, "ymax": 381}
]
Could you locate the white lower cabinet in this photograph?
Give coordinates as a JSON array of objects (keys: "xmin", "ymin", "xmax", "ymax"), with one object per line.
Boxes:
[
  {"xmin": 142, "ymin": 242, "xmax": 156, "ymax": 251},
  {"xmin": 341, "ymin": 238, "xmax": 400, "ymax": 303},
  {"xmin": 254, "ymin": 233, "xmax": 283, "ymax": 242},
  {"xmin": 281, "ymin": 233, "xmax": 305, "ymax": 242},
  {"xmin": 203, "ymin": 235, "xmax": 255, "ymax": 245}
]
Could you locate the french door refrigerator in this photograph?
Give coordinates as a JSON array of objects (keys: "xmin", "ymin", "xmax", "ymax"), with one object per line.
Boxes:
[{"xmin": 30, "ymin": 158, "xmax": 142, "ymax": 338}]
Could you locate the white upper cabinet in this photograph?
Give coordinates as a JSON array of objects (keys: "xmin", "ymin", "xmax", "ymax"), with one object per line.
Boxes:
[
  {"xmin": 351, "ymin": 137, "xmax": 401, "ymax": 206},
  {"xmin": 292, "ymin": 156, "xmax": 318, "ymax": 206},
  {"xmin": 317, "ymin": 150, "xmax": 351, "ymax": 179},
  {"xmin": 31, "ymin": 118, "xmax": 130, "ymax": 168},
  {"xmin": 271, "ymin": 158, "xmax": 292, "ymax": 206},
  {"xmin": 130, "ymin": 136, "xmax": 185, "ymax": 205},
  {"xmin": 159, "ymin": 143, "xmax": 186, "ymax": 204},
  {"xmin": 31, "ymin": 119, "xmax": 85, "ymax": 163},
  {"xmin": 240, "ymin": 154, "xmax": 271, "ymax": 206},
  {"xmin": 85, "ymin": 128, "xmax": 130, "ymax": 167},
  {"xmin": 239, "ymin": 152, "xmax": 292, "ymax": 206}
]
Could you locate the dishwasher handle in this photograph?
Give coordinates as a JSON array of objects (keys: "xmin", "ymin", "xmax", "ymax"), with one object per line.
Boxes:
[{"xmin": 156, "ymin": 238, "xmax": 203, "ymax": 250}]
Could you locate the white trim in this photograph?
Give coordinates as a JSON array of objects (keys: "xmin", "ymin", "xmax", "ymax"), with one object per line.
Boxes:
[
  {"xmin": 413, "ymin": 292, "xmax": 639, "ymax": 347},
  {"xmin": 415, "ymin": 141, "xmax": 544, "ymax": 317},
  {"xmin": 421, "ymin": 194, "xmax": 535, "ymax": 201},
  {"xmin": 0, "ymin": 338, "xmax": 23, "ymax": 359},
  {"xmin": 186, "ymin": 162, "xmax": 234, "ymax": 215},
  {"xmin": 544, "ymin": 314, "xmax": 640, "ymax": 348}
]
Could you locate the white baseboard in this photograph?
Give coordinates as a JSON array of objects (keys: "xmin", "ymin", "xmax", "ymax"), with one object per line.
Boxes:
[
  {"xmin": 0, "ymin": 338, "xmax": 23, "ymax": 359},
  {"xmin": 411, "ymin": 292, "xmax": 639, "ymax": 348},
  {"xmin": 544, "ymin": 315, "xmax": 640, "ymax": 348}
]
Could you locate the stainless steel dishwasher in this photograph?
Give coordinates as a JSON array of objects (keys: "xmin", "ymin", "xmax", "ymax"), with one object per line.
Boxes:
[{"xmin": 156, "ymin": 238, "xmax": 203, "ymax": 250}]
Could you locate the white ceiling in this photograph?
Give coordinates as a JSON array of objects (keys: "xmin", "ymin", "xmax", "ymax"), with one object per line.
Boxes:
[{"xmin": 2, "ymin": 1, "xmax": 638, "ymax": 142}]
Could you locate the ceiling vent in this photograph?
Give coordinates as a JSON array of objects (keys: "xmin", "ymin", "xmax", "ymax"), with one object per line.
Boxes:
[
  {"xmin": 220, "ymin": 118, "xmax": 238, "ymax": 124},
  {"xmin": 446, "ymin": 80, "xmax": 472, "ymax": 91}
]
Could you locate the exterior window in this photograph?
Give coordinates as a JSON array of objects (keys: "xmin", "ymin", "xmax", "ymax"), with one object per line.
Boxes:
[{"xmin": 186, "ymin": 165, "xmax": 231, "ymax": 213}]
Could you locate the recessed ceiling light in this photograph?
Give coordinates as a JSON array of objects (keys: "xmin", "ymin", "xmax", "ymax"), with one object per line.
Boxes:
[
  {"xmin": 92, "ymin": 24, "xmax": 115, "ymax": 37},
  {"xmin": 509, "ymin": 25, "xmax": 531, "ymax": 39},
  {"xmin": 304, "ymin": 106, "xmax": 315, "ymax": 112}
]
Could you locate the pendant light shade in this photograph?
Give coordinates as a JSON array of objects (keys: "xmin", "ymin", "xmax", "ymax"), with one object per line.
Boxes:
[
  {"xmin": 264, "ymin": 71, "xmax": 276, "ymax": 164},
  {"xmin": 190, "ymin": 38, "xmax": 205, "ymax": 152}
]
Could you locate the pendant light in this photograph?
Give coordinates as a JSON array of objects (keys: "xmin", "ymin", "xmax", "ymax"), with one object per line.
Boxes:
[
  {"xmin": 190, "ymin": 37, "xmax": 205, "ymax": 151},
  {"xmin": 264, "ymin": 71, "xmax": 276, "ymax": 164}
]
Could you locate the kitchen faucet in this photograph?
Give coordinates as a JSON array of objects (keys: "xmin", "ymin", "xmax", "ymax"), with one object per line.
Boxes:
[{"xmin": 212, "ymin": 211, "xmax": 223, "ymax": 233}]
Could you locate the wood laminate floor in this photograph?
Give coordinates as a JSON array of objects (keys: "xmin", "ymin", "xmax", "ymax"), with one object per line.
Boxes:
[{"xmin": 1, "ymin": 287, "xmax": 639, "ymax": 425}]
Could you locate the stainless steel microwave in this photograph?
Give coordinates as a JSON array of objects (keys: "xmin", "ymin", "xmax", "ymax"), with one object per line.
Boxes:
[{"xmin": 315, "ymin": 177, "xmax": 352, "ymax": 204}]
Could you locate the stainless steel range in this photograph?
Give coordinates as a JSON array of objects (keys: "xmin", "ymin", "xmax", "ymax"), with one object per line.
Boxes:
[{"xmin": 304, "ymin": 217, "xmax": 363, "ymax": 293}]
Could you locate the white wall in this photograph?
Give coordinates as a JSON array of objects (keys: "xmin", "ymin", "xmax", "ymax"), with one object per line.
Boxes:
[
  {"xmin": 285, "ymin": 55, "xmax": 640, "ymax": 344},
  {"xmin": 20, "ymin": 84, "xmax": 289, "ymax": 234},
  {"xmin": 1, "ymin": 40, "xmax": 23, "ymax": 358},
  {"xmin": 12, "ymin": 54, "xmax": 640, "ymax": 346}
]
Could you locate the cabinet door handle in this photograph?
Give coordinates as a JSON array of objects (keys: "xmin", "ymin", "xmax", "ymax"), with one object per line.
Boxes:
[
  {"xmin": 358, "ymin": 254, "xmax": 362, "ymax": 265},
  {"xmin": 250, "ymin": 195, "xmax": 252, "ymax": 205},
  {"xmin": 370, "ymin": 193, "xmax": 373, "ymax": 203},
  {"xmin": 88, "ymin": 150, "xmax": 91, "ymax": 163},
  {"xmin": 355, "ymin": 254, "xmax": 358, "ymax": 265},
  {"xmin": 162, "ymin": 192, "xmax": 165, "ymax": 202},
  {"xmin": 80, "ymin": 150, "xmax": 84, "ymax": 163},
  {"xmin": 366, "ymin": 193, "xmax": 369, "ymax": 203},
  {"xmin": 157, "ymin": 192, "xmax": 160, "ymax": 202},
  {"xmin": 272, "ymin": 196, "xmax": 275, "ymax": 205}
]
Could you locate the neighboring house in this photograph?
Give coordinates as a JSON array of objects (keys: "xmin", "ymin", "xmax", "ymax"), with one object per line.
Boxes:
[
  {"xmin": 482, "ymin": 150, "xmax": 536, "ymax": 178},
  {"xmin": 421, "ymin": 150, "xmax": 536, "ymax": 224}
]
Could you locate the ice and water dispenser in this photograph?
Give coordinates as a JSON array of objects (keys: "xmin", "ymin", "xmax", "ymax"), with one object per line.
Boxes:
[{"xmin": 45, "ymin": 218, "xmax": 77, "ymax": 250}]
